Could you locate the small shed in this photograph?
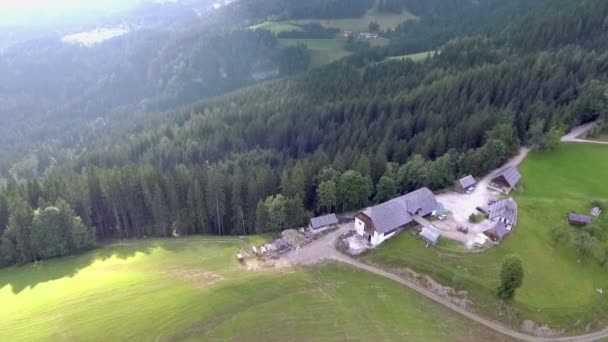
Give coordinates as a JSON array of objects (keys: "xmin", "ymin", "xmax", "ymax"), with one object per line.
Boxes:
[
  {"xmin": 309, "ymin": 213, "xmax": 339, "ymax": 232},
  {"xmin": 456, "ymin": 175, "xmax": 477, "ymax": 193},
  {"xmin": 568, "ymin": 213, "xmax": 592, "ymax": 226},
  {"xmin": 419, "ymin": 227, "xmax": 441, "ymax": 246}
]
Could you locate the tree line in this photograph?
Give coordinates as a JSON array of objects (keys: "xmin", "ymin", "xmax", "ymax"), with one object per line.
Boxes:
[{"xmin": 2, "ymin": 0, "xmax": 608, "ymax": 268}]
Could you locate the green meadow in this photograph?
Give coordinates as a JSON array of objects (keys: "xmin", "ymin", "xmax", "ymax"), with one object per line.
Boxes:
[
  {"xmin": 290, "ymin": 9, "xmax": 416, "ymax": 32},
  {"xmin": 0, "ymin": 237, "xmax": 509, "ymax": 341},
  {"xmin": 386, "ymin": 50, "xmax": 435, "ymax": 63},
  {"xmin": 250, "ymin": 21, "xmax": 303, "ymax": 33},
  {"xmin": 361, "ymin": 143, "xmax": 608, "ymax": 332}
]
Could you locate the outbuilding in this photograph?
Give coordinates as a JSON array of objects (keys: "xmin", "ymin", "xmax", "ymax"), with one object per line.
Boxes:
[
  {"xmin": 309, "ymin": 213, "xmax": 339, "ymax": 233},
  {"xmin": 419, "ymin": 226, "xmax": 441, "ymax": 246},
  {"xmin": 489, "ymin": 166, "xmax": 521, "ymax": 194},
  {"xmin": 568, "ymin": 213, "xmax": 592, "ymax": 226},
  {"xmin": 456, "ymin": 175, "xmax": 477, "ymax": 193}
]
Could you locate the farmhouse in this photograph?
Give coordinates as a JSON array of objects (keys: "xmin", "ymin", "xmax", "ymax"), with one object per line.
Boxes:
[
  {"xmin": 456, "ymin": 175, "xmax": 477, "ymax": 193},
  {"xmin": 489, "ymin": 166, "xmax": 521, "ymax": 194},
  {"xmin": 309, "ymin": 213, "xmax": 339, "ymax": 232},
  {"xmin": 359, "ymin": 32, "xmax": 380, "ymax": 40},
  {"xmin": 355, "ymin": 187, "xmax": 438, "ymax": 247},
  {"xmin": 483, "ymin": 198, "xmax": 518, "ymax": 242},
  {"xmin": 568, "ymin": 213, "xmax": 592, "ymax": 226}
]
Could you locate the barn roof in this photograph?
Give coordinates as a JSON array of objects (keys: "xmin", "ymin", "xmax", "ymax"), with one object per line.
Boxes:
[
  {"xmin": 568, "ymin": 213, "xmax": 592, "ymax": 225},
  {"xmin": 458, "ymin": 175, "xmax": 477, "ymax": 189},
  {"xmin": 492, "ymin": 166, "xmax": 521, "ymax": 188},
  {"xmin": 489, "ymin": 198, "xmax": 518, "ymax": 226},
  {"xmin": 362, "ymin": 188, "xmax": 438, "ymax": 234},
  {"xmin": 310, "ymin": 213, "xmax": 339, "ymax": 229}
]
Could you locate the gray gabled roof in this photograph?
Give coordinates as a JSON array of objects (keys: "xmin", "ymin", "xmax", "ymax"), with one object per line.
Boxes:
[
  {"xmin": 483, "ymin": 220, "xmax": 510, "ymax": 240},
  {"xmin": 310, "ymin": 213, "xmax": 339, "ymax": 229},
  {"xmin": 492, "ymin": 166, "xmax": 521, "ymax": 188},
  {"xmin": 568, "ymin": 213, "xmax": 592, "ymax": 225},
  {"xmin": 489, "ymin": 198, "xmax": 518, "ymax": 226},
  {"xmin": 419, "ymin": 227, "xmax": 440, "ymax": 245},
  {"xmin": 364, "ymin": 187, "xmax": 438, "ymax": 234},
  {"xmin": 458, "ymin": 175, "xmax": 477, "ymax": 189}
]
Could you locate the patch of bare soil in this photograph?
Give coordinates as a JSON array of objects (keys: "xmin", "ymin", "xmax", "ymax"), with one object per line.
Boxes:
[
  {"xmin": 163, "ymin": 268, "xmax": 224, "ymax": 288},
  {"xmin": 521, "ymin": 320, "xmax": 564, "ymax": 337},
  {"xmin": 243, "ymin": 258, "xmax": 292, "ymax": 271},
  {"xmin": 393, "ymin": 267, "xmax": 474, "ymax": 310}
]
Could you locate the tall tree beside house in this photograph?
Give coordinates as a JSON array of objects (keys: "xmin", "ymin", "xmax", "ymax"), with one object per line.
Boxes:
[
  {"xmin": 316, "ymin": 180, "xmax": 337, "ymax": 214},
  {"xmin": 497, "ymin": 254, "xmax": 524, "ymax": 300},
  {"xmin": 397, "ymin": 155, "xmax": 430, "ymax": 193},
  {"xmin": 337, "ymin": 170, "xmax": 372, "ymax": 211},
  {"xmin": 255, "ymin": 200, "xmax": 270, "ymax": 234},
  {"xmin": 374, "ymin": 176, "xmax": 397, "ymax": 203},
  {"xmin": 285, "ymin": 195, "xmax": 308, "ymax": 229}
]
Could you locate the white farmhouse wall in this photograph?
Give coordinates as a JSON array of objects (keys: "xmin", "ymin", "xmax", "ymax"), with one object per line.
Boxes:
[
  {"xmin": 370, "ymin": 230, "xmax": 396, "ymax": 246},
  {"xmin": 355, "ymin": 217, "xmax": 365, "ymax": 236}
]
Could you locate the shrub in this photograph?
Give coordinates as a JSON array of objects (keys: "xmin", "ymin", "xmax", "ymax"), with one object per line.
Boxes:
[{"xmin": 497, "ymin": 254, "xmax": 524, "ymax": 300}]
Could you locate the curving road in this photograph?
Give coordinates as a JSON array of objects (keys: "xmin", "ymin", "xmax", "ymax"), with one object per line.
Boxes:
[
  {"xmin": 284, "ymin": 123, "xmax": 608, "ymax": 341},
  {"xmin": 561, "ymin": 122, "xmax": 608, "ymax": 145},
  {"xmin": 284, "ymin": 225, "xmax": 608, "ymax": 342}
]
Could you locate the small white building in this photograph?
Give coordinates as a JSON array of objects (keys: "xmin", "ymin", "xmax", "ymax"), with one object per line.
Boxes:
[{"xmin": 355, "ymin": 188, "xmax": 438, "ymax": 247}]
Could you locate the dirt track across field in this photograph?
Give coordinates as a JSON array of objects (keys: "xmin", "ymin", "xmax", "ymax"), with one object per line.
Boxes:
[
  {"xmin": 285, "ymin": 122, "xmax": 608, "ymax": 341},
  {"xmin": 282, "ymin": 224, "xmax": 608, "ymax": 342}
]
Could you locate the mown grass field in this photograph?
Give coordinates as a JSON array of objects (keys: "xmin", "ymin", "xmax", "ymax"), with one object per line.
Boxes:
[
  {"xmin": 279, "ymin": 38, "xmax": 388, "ymax": 68},
  {"xmin": 250, "ymin": 21, "xmax": 303, "ymax": 33},
  {"xmin": 361, "ymin": 143, "xmax": 608, "ymax": 332},
  {"xmin": 386, "ymin": 50, "xmax": 435, "ymax": 62},
  {"xmin": 0, "ymin": 237, "xmax": 510, "ymax": 341},
  {"xmin": 290, "ymin": 9, "xmax": 416, "ymax": 32},
  {"xmin": 278, "ymin": 38, "xmax": 350, "ymax": 68}
]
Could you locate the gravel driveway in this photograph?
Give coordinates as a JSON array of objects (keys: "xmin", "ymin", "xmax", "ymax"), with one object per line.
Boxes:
[{"xmin": 434, "ymin": 147, "xmax": 530, "ymax": 244}]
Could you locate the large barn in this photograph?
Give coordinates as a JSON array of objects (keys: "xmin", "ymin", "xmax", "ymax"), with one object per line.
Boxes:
[
  {"xmin": 354, "ymin": 188, "xmax": 438, "ymax": 247},
  {"xmin": 489, "ymin": 166, "xmax": 521, "ymax": 194}
]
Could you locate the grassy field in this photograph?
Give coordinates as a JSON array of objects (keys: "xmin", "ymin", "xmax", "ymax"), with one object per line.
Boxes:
[
  {"xmin": 250, "ymin": 21, "xmax": 303, "ymax": 33},
  {"xmin": 279, "ymin": 38, "xmax": 388, "ymax": 68},
  {"xmin": 279, "ymin": 38, "xmax": 350, "ymax": 68},
  {"xmin": 361, "ymin": 143, "xmax": 608, "ymax": 332},
  {"xmin": 0, "ymin": 237, "xmax": 511, "ymax": 341},
  {"xmin": 386, "ymin": 50, "xmax": 435, "ymax": 62},
  {"xmin": 291, "ymin": 9, "xmax": 417, "ymax": 32}
]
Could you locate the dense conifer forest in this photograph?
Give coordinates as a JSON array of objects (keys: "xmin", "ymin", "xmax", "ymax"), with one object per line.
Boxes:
[{"xmin": 1, "ymin": 0, "xmax": 608, "ymax": 267}]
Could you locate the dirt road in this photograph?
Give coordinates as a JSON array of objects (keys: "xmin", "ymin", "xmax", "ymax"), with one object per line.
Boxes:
[
  {"xmin": 561, "ymin": 122, "xmax": 608, "ymax": 145},
  {"xmin": 283, "ymin": 226, "xmax": 608, "ymax": 342}
]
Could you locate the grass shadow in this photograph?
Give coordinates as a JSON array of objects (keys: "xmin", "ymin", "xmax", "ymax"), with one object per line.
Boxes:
[{"xmin": 0, "ymin": 239, "xmax": 175, "ymax": 294}]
